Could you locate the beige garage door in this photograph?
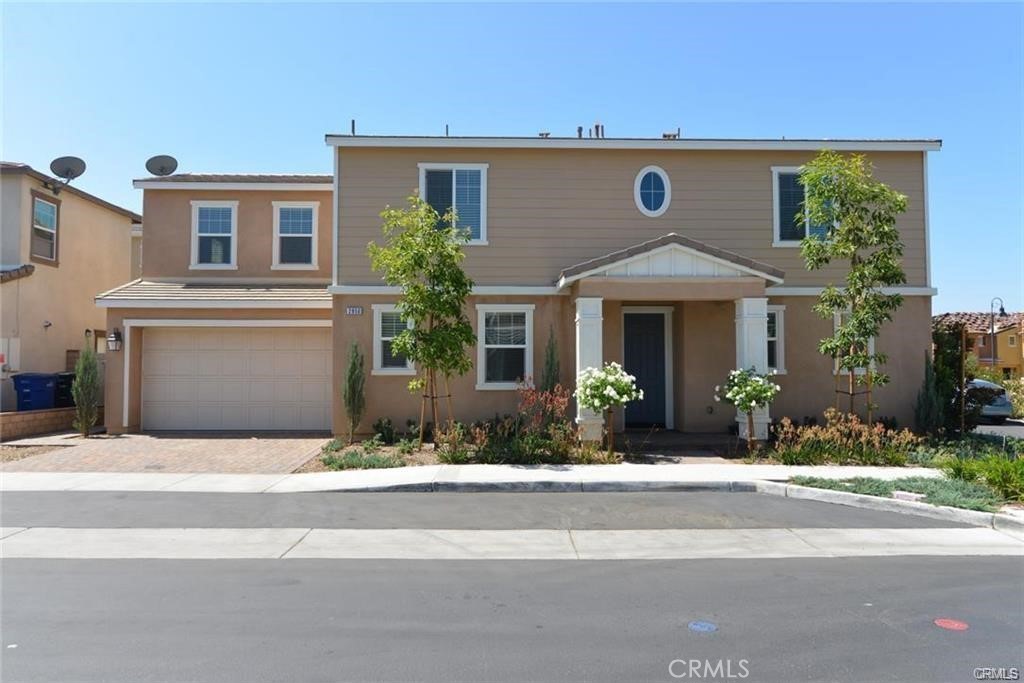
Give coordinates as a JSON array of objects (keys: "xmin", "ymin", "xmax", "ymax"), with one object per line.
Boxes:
[{"xmin": 142, "ymin": 327, "xmax": 331, "ymax": 431}]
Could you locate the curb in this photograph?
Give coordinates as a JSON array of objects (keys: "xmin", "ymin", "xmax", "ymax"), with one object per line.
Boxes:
[
  {"xmin": 316, "ymin": 481, "xmax": 758, "ymax": 493},
  {"xmin": 756, "ymin": 481, "xmax": 1023, "ymax": 532}
]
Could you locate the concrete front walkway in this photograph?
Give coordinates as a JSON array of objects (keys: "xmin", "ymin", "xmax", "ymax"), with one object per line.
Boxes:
[
  {"xmin": 0, "ymin": 432, "xmax": 330, "ymax": 474},
  {"xmin": 0, "ymin": 462, "xmax": 941, "ymax": 493}
]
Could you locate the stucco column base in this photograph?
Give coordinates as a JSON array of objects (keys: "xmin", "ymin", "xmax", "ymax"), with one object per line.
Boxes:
[
  {"xmin": 576, "ymin": 415, "xmax": 604, "ymax": 443},
  {"xmin": 736, "ymin": 408, "xmax": 770, "ymax": 441}
]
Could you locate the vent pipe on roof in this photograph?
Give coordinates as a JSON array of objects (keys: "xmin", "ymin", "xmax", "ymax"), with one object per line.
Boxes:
[
  {"xmin": 577, "ymin": 126, "xmax": 583, "ymax": 138},
  {"xmin": 445, "ymin": 124, "xmax": 449, "ymax": 136},
  {"xmin": 539, "ymin": 132, "xmax": 550, "ymax": 138},
  {"xmin": 351, "ymin": 119, "xmax": 356, "ymax": 135},
  {"xmin": 588, "ymin": 127, "xmax": 593, "ymax": 138}
]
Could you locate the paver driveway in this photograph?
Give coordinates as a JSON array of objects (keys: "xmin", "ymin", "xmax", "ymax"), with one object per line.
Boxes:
[{"xmin": 0, "ymin": 432, "xmax": 330, "ymax": 473}]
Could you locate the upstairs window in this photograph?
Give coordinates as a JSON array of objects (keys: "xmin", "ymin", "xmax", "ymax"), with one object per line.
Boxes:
[
  {"xmin": 476, "ymin": 304, "xmax": 534, "ymax": 390},
  {"xmin": 372, "ymin": 304, "xmax": 414, "ymax": 375},
  {"xmin": 273, "ymin": 202, "xmax": 318, "ymax": 269},
  {"xmin": 418, "ymin": 163, "xmax": 488, "ymax": 243},
  {"xmin": 634, "ymin": 166, "xmax": 671, "ymax": 217},
  {"xmin": 31, "ymin": 193, "xmax": 59, "ymax": 262},
  {"xmin": 191, "ymin": 201, "xmax": 238, "ymax": 269},
  {"xmin": 772, "ymin": 167, "xmax": 829, "ymax": 246}
]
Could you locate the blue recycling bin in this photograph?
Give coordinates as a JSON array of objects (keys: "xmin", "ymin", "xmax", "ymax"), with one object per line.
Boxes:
[{"xmin": 12, "ymin": 373, "xmax": 57, "ymax": 411}]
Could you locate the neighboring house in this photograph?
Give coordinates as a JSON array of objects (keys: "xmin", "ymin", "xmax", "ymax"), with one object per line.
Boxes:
[
  {"xmin": 98, "ymin": 136, "xmax": 939, "ymax": 438},
  {"xmin": 0, "ymin": 162, "xmax": 141, "ymax": 413},
  {"xmin": 934, "ymin": 311, "xmax": 1023, "ymax": 379}
]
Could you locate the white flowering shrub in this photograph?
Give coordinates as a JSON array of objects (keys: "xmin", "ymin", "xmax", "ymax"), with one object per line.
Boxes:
[
  {"xmin": 715, "ymin": 368, "xmax": 781, "ymax": 414},
  {"xmin": 576, "ymin": 362, "xmax": 644, "ymax": 413}
]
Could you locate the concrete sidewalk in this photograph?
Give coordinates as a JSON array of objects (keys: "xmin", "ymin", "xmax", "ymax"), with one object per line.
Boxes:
[{"xmin": 0, "ymin": 463, "xmax": 941, "ymax": 494}]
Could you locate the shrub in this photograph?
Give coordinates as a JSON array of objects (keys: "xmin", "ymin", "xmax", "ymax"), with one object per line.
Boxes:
[
  {"xmin": 914, "ymin": 353, "xmax": 945, "ymax": 436},
  {"xmin": 396, "ymin": 438, "xmax": 416, "ymax": 456},
  {"xmin": 772, "ymin": 408, "xmax": 919, "ymax": 466},
  {"xmin": 342, "ymin": 342, "xmax": 366, "ymax": 444},
  {"xmin": 715, "ymin": 367, "xmax": 781, "ymax": 451},
  {"xmin": 435, "ymin": 422, "xmax": 472, "ymax": 464},
  {"xmin": 941, "ymin": 454, "xmax": 1024, "ymax": 503},
  {"xmin": 372, "ymin": 417, "xmax": 397, "ymax": 445},
  {"xmin": 71, "ymin": 346, "xmax": 101, "ymax": 437},
  {"xmin": 576, "ymin": 362, "xmax": 643, "ymax": 456},
  {"xmin": 322, "ymin": 449, "xmax": 402, "ymax": 470},
  {"xmin": 539, "ymin": 326, "xmax": 561, "ymax": 393}
]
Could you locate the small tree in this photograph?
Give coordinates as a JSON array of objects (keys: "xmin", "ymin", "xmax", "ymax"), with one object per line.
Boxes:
[
  {"xmin": 539, "ymin": 326, "xmax": 560, "ymax": 393},
  {"xmin": 800, "ymin": 150, "xmax": 908, "ymax": 422},
  {"xmin": 71, "ymin": 346, "xmax": 101, "ymax": 438},
  {"xmin": 575, "ymin": 362, "xmax": 643, "ymax": 458},
  {"xmin": 715, "ymin": 368, "xmax": 781, "ymax": 453},
  {"xmin": 342, "ymin": 341, "xmax": 366, "ymax": 444},
  {"xmin": 913, "ymin": 353, "xmax": 944, "ymax": 436},
  {"xmin": 368, "ymin": 195, "xmax": 475, "ymax": 447}
]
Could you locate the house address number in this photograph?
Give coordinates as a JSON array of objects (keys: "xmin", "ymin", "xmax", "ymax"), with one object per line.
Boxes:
[{"xmin": 345, "ymin": 306, "xmax": 363, "ymax": 315}]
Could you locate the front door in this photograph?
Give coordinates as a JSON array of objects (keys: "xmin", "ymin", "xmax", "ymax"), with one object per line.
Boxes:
[{"xmin": 623, "ymin": 312, "xmax": 666, "ymax": 428}]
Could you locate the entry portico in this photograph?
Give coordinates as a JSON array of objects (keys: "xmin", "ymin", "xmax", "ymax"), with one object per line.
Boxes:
[{"xmin": 560, "ymin": 234, "xmax": 784, "ymax": 441}]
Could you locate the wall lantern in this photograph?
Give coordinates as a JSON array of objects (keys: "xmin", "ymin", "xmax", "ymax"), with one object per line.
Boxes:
[{"xmin": 106, "ymin": 329, "xmax": 123, "ymax": 352}]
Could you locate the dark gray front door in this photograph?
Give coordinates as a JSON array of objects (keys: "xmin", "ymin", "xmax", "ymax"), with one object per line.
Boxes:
[{"xmin": 623, "ymin": 313, "xmax": 666, "ymax": 428}]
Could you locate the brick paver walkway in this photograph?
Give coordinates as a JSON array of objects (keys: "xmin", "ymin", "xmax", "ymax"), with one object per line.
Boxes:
[{"xmin": 0, "ymin": 432, "xmax": 330, "ymax": 473}]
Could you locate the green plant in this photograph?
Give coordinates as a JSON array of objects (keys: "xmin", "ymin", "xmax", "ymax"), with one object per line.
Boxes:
[
  {"xmin": 435, "ymin": 422, "xmax": 472, "ymax": 464},
  {"xmin": 368, "ymin": 195, "xmax": 475, "ymax": 446},
  {"xmin": 772, "ymin": 408, "xmax": 919, "ymax": 466},
  {"xmin": 71, "ymin": 346, "xmax": 101, "ymax": 437},
  {"xmin": 791, "ymin": 475, "xmax": 1002, "ymax": 511},
  {"xmin": 941, "ymin": 454, "xmax": 1024, "ymax": 503},
  {"xmin": 539, "ymin": 326, "xmax": 561, "ymax": 393},
  {"xmin": 576, "ymin": 362, "xmax": 644, "ymax": 457},
  {"xmin": 799, "ymin": 150, "xmax": 908, "ymax": 422},
  {"xmin": 322, "ymin": 449, "xmax": 402, "ymax": 470},
  {"xmin": 360, "ymin": 434, "xmax": 384, "ymax": 455},
  {"xmin": 342, "ymin": 342, "xmax": 366, "ymax": 444},
  {"xmin": 715, "ymin": 368, "xmax": 782, "ymax": 453},
  {"xmin": 396, "ymin": 438, "xmax": 416, "ymax": 456},
  {"xmin": 372, "ymin": 417, "xmax": 397, "ymax": 445},
  {"xmin": 914, "ymin": 353, "xmax": 944, "ymax": 436}
]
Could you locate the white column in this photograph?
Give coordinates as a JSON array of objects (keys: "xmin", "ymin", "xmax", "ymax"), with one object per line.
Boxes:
[
  {"xmin": 575, "ymin": 297, "xmax": 604, "ymax": 442},
  {"xmin": 735, "ymin": 297, "xmax": 770, "ymax": 440}
]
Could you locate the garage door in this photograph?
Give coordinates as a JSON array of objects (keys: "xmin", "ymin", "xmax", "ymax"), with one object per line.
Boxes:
[{"xmin": 142, "ymin": 327, "xmax": 331, "ymax": 431}]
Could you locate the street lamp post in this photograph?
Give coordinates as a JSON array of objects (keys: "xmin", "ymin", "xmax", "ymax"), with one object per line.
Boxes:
[{"xmin": 990, "ymin": 297, "xmax": 1007, "ymax": 368}]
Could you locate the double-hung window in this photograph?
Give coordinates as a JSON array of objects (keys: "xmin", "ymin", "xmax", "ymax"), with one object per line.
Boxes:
[
  {"xmin": 191, "ymin": 200, "xmax": 238, "ymax": 269},
  {"xmin": 772, "ymin": 166, "xmax": 830, "ymax": 246},
  {"xmin": 766, "ymin": 305, "xmax": 786, "ymax": 374},
  {"xmin": 418, "ymin": 163, "xmax": 488, "ymax": 244},
  {"xmin": 30, "ymin": 193, "xmax": 59, "ymax": 263},
  {"xmin": 476, "ymin": 304, "xmax": 534, "ymax": 390},
  {"xmin": 372, "ymin": 304, "xmax": 414, "ymax": 375},
  {"xmin": 272, "ymin": 201, "xmax": 318, "ymax": 269}
]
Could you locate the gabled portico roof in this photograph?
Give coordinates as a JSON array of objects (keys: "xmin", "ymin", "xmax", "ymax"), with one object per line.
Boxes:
[{"xmin": 556, "ymin": 233, "xmax": 785, "ymax": 289}]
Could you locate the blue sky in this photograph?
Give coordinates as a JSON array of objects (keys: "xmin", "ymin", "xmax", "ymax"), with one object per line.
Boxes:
[{"xmin": 3, "ymin": 2, "xmax": 1021, "ymax": 313}]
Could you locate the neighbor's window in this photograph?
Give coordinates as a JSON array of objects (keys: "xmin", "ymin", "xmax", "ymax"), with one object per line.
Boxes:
[
  {"xmin": 273, "ymin": 202, "xmax": 318, "ymax": 269},
  {"xmin": 767, "ymin": 305, "xmax": 786, "ymax": 373},
  {"xmin": 372, "ymin": 304, "xmax": 414, "ymax": 375},
  {"xmin": 191, "ymin": 201, "xmax": 238, "ymax": 268},
  {"xmin": 1009, "ymin": 335, "xmax": 1017, "ymax": 348},
  {"xmin": 476, "ymin": 305, "xmax": 534, "ymax": 389},
  {"xmin": 31, "ymin": 194, "xmax": 59, "ymax": 261},
  {"xmin": 419, "ymin": 163, "xmax": 488, "ymax": 243},
  {"xmin": 772, "ymin": 167, "xmax": 830, "ymax": 245},
  {"xmin": 633, "ymin": 166, "xmax": 671, "ymax": 217}
]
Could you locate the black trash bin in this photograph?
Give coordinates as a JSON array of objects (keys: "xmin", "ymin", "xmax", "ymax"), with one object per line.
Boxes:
[{"xmin": 55, "ymin": 372, "xmax": 76, "ymax": 408}]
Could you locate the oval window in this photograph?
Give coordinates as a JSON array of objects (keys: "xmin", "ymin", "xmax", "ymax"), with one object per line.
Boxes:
[{"xmin": 634, "ymin": 166, "xmax": 671, "ymax": 217}]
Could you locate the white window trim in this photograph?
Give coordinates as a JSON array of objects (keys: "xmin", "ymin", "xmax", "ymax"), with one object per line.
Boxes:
[
  {"xmin": 371, "ymin": 304, "xmax": 415, "ymax": 376},
  {"xmin": 31, "ymin": 196, "xmax": 58, "ymax": 261},
  {"xmin": 833, "ymin": 312, "xmax": 875, "ymax": 376},
  {"xmin": 771, "ymin": 166, "xmax": 820, "ymax": 248},
  {"xmin": 476, "ymin": 303, "xmax": 534, "ymax": 391},
  {"xmin": 417, "ymin": 162, "xmax": 489, "ymax": 245},
  {"xmin": 767, "ymin": 305, "xmax": 786, "ymax": 375},
  {"xmin": 633, "ymin": 165, "xmax": 671, "ymax": 218},
  {"xmin": 271, "ymin": 201, "xmax": 319, "ymax": 270},
  {"xmin": 190, "ymin": 200, "xmax": 239, "ymax": 270}
]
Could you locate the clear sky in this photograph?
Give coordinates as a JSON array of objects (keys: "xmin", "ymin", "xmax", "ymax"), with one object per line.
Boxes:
[{"xmin": 3, "ymin": 2, "xmax": 1021, "ymax": 313}]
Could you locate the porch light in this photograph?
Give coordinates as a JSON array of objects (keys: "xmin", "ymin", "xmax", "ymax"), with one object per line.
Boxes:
[{"xmin": 106, "ymin": 329, "xmax": 123, "ymax": 352}]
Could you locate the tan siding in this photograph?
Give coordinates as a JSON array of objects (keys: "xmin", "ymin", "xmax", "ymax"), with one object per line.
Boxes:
[
  {"xmin": 337, "ymin": 148, "xmax": 927, "ymax": 287},
  {"xmin": 142, "ymin": 189, "xmax": 333, "ymax": 280}
]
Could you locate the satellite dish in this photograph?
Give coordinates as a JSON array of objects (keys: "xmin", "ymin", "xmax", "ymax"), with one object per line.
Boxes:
[
  {"xmin": 145, "ymin": 155, "xmax": 178, "ymax": 176},
  {"xmin": 49, "ymin": 156, "xmax": 86, "ymax": 181}
]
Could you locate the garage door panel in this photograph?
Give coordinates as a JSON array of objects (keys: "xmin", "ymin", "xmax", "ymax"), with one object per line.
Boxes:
[{"xmin": 142, "ymin": 327, "xmax": 331, "ymax": 431}]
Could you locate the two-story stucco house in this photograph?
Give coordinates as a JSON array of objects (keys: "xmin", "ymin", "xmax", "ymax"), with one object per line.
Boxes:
[
  {"xmin": 99, "ymin": 135, "xmax": 940, "ymax": 439},
  {"xmin": 1, "ymin": 162, "xmax": 141, "ymax": 416}
]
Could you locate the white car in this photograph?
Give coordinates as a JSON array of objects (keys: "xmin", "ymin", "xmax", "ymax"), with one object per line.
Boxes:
[{"xmin": 968, "ymin": 378, "xmax": 1014, "ymax": 424}]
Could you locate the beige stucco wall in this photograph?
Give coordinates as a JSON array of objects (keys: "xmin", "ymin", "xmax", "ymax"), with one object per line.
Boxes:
[
  {"xmin": 103, "ymin": 307, "xmax": 333, "ymax": 433},
  {"xmin": 336, "ymin": 147, "xmax": 928, "ymax": 288},
  {"xmin": 332, "ymin": 293, "xmax": 932, "ymax": 437},
  {"xmin": 140, "ymin": 189, "xmax": 332, "ymax": 280},
  {"xmin": 1, "ymin": 174, "xmax": 135, "ymax": 411}
]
